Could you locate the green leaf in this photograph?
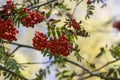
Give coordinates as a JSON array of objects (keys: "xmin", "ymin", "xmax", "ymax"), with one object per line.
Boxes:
[
  {"xmin": 56, "ymin": 27, "xmax": 61, "ymax": 37},
  {"xmin": 47, "ymin": 31, "xmax": 51, "ymax": 37},
  {"xmin": 96, "ymin": 47, "xmax": 105, "ymax": 58},
  {"xmin": 56, "ymin": 72, "xmax": 61, "ymax": 77},
  {"xmin": 43, "ymin": 49, "xmax": 49, "ymax": 57},
  {"xmin": 74, "ymin": 51, "xmax": 81, "ymax": 61},
  {"xmin": 88, "ymin": 10, "xmax": 93, "ymax": 15},
  {"xmin": 106, "ymin": 68, "xmax": 114, "ymax": 76},
  {"xmin": 19, "ymin": 12, "xmax": 28, "ymax": 19},
  {"xmin": 27, "ymin": 0, "xmax": 31, "ymax": 2},
  {"xmin": 113, "ymin": 71, "xmax": 117, "ymax": 79},
  {"xmin": 52, "ymin": 30, "xmax": 56, "ymax": 38},
  {"xmin": 49, "ymin": 19, "xmax": 61, "ymax": 24},
  {"xmin": 110, "ymin": 45, "xmax": 120, "ymax": 58},
  {"xmin": 63, "ymin": 70, "xmax": 70, "ymax": 74},
  {"xmin": 86, "ymin": 61, "xmax": 95, "ymax": 70},
  {"xmin": 46, "ymin": 9, "xmax": 52, "ymax": 18},
  {"xmin": 68, "ymin": 35, "xmax": 75, "ymax": 43}
]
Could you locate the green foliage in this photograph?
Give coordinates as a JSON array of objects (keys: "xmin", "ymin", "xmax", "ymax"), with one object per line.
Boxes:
[
  {"xmin": 57, "ymin": 3, "xmax": 71, "ymax": 11},
  {"xmin": 110, "ymin": 44, "xmax": 120, "ymax": 59},
  {"xmin": 85, "ymin": 5, "xmax": 95, "ymax": 19},
  {"xmin": 99, "ymin": 67, "xmax": 120, "ymax": 80},
  {"xmin": 27, "ymin": 0, "xmax": 40, "ymax": 6},
  {"xmin": 86, "ymin": 61, "xmax": 96, "ymax": 70},
  {"xmin": 13, "ymin": 7, "xmax": 28, "ymax": 27},
  {"xmin": 74, "ymin": 44, "xmax": 82, "ymax": 61},
  {"xmin": 93, "ymin": 0, "xmax": 104, "ymax": 3},
  {"xmin": 56, "ymin": 69, "xmax": 71, "ymax": 80},
  {"xmin": 0, "ymin": 45, "xmax": 7, "ymax": 61},
  {"xmin": 1, "ymin": 58, "xmax": 25, "ymax": 80},
  {"xmin": 0, "ymin": 40, "xmax": 26, "ymax": 80},
  {"xmin": 34, "ymin": 67, "xmax": 50, "ymax": 80}
]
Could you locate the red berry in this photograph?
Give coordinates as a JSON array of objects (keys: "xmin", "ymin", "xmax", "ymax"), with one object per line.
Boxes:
[
  {"xmin": 49, "ymin": 34, "xmax": 72, "ymax": 56},
  {"xmin": 4, "ymin": 0, "xmax": 15, "ymax": 15},
  {"xmin": 71, "ymin": 19, "xmax": 80, "ymax": 30},
  {"xmin": 113, "ymin": 20, "xmax": 120, "ymax": 30},
  {"xmin": 87, "ymin": 0, "xmax": 92, "ymax": 5}
]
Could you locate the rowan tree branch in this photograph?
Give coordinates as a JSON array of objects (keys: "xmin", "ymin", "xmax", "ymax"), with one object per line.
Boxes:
[
  {"xmin": 28, "ymin": 0, "xmax": 58, "ymax": 10},
  {"xmin": 9, "ymin": 46, "xmax": 20, "ymax": 56},
  {"xmin": 2, "ymin": 40, "xmax": 34, "ymax": 49},
  {"xmin": 64, "ymin": 58, "xmax": 93, "ymax": 74},
  {"xmin": 3, "ymin": 40, "xmax": 120, "ymax": 80},
  {"xmin": 95, "ymin": 57, "xmax": 120, "ymax": 71},
  {"xmin": 19, "ymin": 61, "xmax": 52, "ymax": 65},
  {"xmin": 74, "ymin": 58, "xmax": 120, "ymax": 79}
]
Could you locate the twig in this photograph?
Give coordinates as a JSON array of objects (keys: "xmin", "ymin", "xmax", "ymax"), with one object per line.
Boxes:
[
  {"xmin": 2, "ymin": 40, "xmax": 78, "ymax": 51},
  {"xmin": 0, "ymin": 65, "xmax": 28, "ymax": 80},
  {"xmin": 95, "ymin": 58, "xmax": 120, "ymax": 71},
  {"xmin": 28, "ymin": 0, "xmax": 58, "ymax": 10},
  {"xmin": 78, "ymin": 72, "xmax": 120, "ymax": 80},
  {"xmin": 19, "ymin": 61, "xmax": 52, "ymax": 65},
  {"xmin": 76, "ymin": 58, "xmax": 120, "ymax": 80},
  {"xmin": 71, "ymin": 0, "xmax": 84, "ymax": 18},
  {"xmin": 9, "ymin": 46, "xmax": 20, "ymax": 56},
  {"xmin": 2, "ymin": 40, "xmax": 34, "ymax": 49},
  {"xmin": 64, "ymin": 58, "xmax": 92, "ymax": 74}
]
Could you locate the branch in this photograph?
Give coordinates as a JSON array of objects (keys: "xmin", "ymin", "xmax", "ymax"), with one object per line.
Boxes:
[
  {"xmin": 75, "ymin": 58, "xmax": 120, "ymax": 80},
  {"xmin": 2, "ymin": 40, "xmax": 78, "ymax": 52},
  {"xmin": 2, "ymin": 40, "xmax": 34, "ymax": 49},
  {"xmin": 95, "ymin": 57, "xmax": 120, "ymax": 71},
  {"xmin": 72, "ymin": 0, "xmax": 84, "ymax": 18},
  {"xmin": 78, "ymin": 72, "xmax": 120, "ymax": 80},
  {"xmin": 3, "ymin": 40, "xmax": 120, "ymax": 71},
  {"xmin": 3, "ymin": 40, "xmax": 120, "ymax": 80},
  {"xmin": 0, "ymin": 65, "xmax": 28, "ymax": 80},
  {"xmin": 9, "ymin": 46, "xmax": 20, "ymax": 56},
  {"xmin": 64, "ymin": 58, "xmax": 92, "ymax": 74},
  {"xmin": 75, "ymin": 58, "xmax": 120, "ymax": 79},
  {"xmin": 1, "ymin": 41, "xmax": 98, "ymax": 73},
  {"xmin": 28, "ymin": 0, "xmax": 58, "ymax": 10},
  {"xmin": 19, "ymin": 61, "xmax": 52, "ymax": 65}
]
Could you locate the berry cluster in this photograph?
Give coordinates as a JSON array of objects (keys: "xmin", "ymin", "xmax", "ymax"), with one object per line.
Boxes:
[
  {"xmin": 0, "ymin": 19, "xmax": 18, "ymax": 41},
  {"xmin": 49, "ymin": 34, "xmax": 72, "ymax": 56},
  {"xmin": 32, "ymin": 31, "xmax": 48, "ymax": 50},
  {"xmin": 21, "ymin": 8, "xmax": 44, "ymax": 28},
  {"xmin": 33, "ymin": 31, "xmax": 72, "ymax": 56},
  {"xmin": 3, "ymin": 0, "xmax": 15, "ymax": 15},
  {"xmin": 71, "ymin": 19, "xmax": 80, "ymax": 30}
]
